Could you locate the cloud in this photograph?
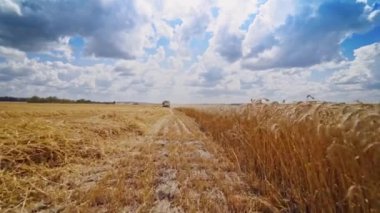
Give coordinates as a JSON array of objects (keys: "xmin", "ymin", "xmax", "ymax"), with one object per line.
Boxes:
[
  {"xmin": 0, "ymin": 45, "xmax": 185, "ymax": 101},
  {"xmin": 0, "ymin": 59, "xmax": 111, "ymax": 97},
  {"xmin": 199, "ymin": 67, "xmax": 224, "ymax": 86},
  {"xmin": 0, "ymin": 0, "xmax": 148, "ymax": 59},
  {"xmin": 0, "ymin": 0, "xmax": 21, "ymax": 15},
  {"xmin": 242, "ymin": 0, "xmax": 380, "ymax": 70},
  {"xmin": 179, "ymin": 13, "xmax": 210, "ymax": 43},
  {"xmin": 206, "ymin": 1, "xmax": 260, "ymax": 63},
  {"xmin": 0, "ymin": 64, "xmax": 31, "ymax": 81},
  {"xmin": 0, "ymin": 46, "xmax": 26, "ymax": 61},
  {"xmin": 214, "ymin": 28, "xmax": 243, "ymax": 62},
  {"xmin": 186, "ymin": 62, "xmax": 226, "ymax": 88},
  {"xmin": 330, "ymin": 42, "xmax": 380, "ymax": 90},
  {"xmin": 1, "ymin": 0, "xmax": 380, "ymax": 103},
  {"xmin": 198, "ymin": 88, "xmax": 245, "ymax": 98},
  {"xmin": 165, "ymin": 2, "xmax": 213, "ymax": 57}
]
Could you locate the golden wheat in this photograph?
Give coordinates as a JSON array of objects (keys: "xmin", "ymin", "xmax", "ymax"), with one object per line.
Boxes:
[{"xmin": 177, "ymin": 102, "xmax": 380, "ymax": 212}]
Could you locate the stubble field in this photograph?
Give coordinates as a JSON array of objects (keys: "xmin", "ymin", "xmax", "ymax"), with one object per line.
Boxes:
[{"xmin": 0, "ymin": 103, "xmax": 166, "ymax": 211}]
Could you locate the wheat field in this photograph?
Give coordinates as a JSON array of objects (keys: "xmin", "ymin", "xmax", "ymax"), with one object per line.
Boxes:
[
  {"xmin": 1, "ymin": 102, "xmax": 379, "ymax": 212},
  {"xmin": 178, "ymin": 102, "xmax": 380, "ymax": 212}
]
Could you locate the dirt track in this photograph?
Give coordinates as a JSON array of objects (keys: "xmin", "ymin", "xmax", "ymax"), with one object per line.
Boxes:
[{"xmin": 137, "ymin": 109, "xmax": 257, "ymax": 212}]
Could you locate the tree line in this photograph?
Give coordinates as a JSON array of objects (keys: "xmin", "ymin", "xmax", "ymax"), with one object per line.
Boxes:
[{"xmin": 0, "ymin": 96, "xmax": 115, "ymax": 104}]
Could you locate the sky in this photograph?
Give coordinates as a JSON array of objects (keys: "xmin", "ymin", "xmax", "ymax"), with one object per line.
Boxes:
[{"xmin": 0, "ymin": 0, "xmax": 379, "ymax": 103}]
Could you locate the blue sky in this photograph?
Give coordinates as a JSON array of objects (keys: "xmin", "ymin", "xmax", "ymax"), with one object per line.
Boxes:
[{"xmin": 0, "ymin": 0, "xmax": 379, "ymax": 103}]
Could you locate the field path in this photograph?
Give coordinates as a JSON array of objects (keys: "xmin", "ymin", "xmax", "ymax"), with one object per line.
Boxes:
[{"xmin": 143, "ymin": 108, "xmax": 258, "ymax": 212}]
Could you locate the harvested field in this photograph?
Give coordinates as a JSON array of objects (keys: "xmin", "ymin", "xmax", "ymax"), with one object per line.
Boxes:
[
  {"xmin": 1, "ymin": 102, "xmax": 379, "ymax": 212},
  {"xmin": 0, "ymin": 103, "xmax": 166, "ymax": 211}
]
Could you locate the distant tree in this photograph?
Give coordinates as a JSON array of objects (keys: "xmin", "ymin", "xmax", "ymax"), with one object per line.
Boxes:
[
  {"xmin": 76, "ymin": 99, "xmax": 92, "ymax": 103},
  {"xmin": 1, "ymin": 95, "xmax": 117, "ymax": 104},
  {"xmin": 0, "ymin": 96, "xmax": 28, "ymax": 102},
  {"xmin": 27, "ymin": 96, "xmax": 74, "ymax": 103},
  {"xmin": 28, "ymin": 96, "xmax": 41, "ymax": 103}
]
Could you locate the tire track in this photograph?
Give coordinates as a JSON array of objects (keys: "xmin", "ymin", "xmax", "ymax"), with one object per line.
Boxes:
[
  {"xmin": 147, "ymin": 109, "xmax": 258, "ymax": 212},
  {"xmin": 176, "ymin": 118, "xmax": 192, "ymax": 136}
]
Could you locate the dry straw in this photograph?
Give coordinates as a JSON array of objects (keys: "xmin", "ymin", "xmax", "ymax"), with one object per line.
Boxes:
[{"xmin": 0, "ymin": 104, "xmax": 156, "ymax": 210}]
